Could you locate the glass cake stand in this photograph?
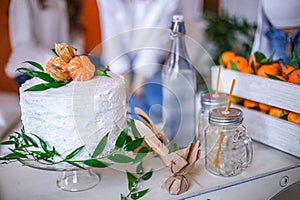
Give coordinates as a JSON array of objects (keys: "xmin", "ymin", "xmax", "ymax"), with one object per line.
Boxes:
[{"xmin": 20, "ymin": 160, "xmax": 100, "ymax": 192}]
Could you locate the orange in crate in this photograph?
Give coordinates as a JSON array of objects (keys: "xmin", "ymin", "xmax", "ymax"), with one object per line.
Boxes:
[
  {"xmin": 227, "ymin": 56, "xmax": 249, "ymax": 71},
  {"xmin": 221, "ymin": 51, "xmax": 236, "ymax": 68},
  {"xmin": 256, "ymin": 64, "xmax": 279, "ymax": 78},
  {"xmin": 287, "ymin": 112, "xmax": 300, "ymax": 125},
  {"xmin": 288, "ymin": 69, "xmax": 300, "ymax": 84}
]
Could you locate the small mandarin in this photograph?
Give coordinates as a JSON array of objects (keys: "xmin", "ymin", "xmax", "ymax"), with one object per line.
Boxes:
[
  {"xmin": 227, "ymin": 56, "xmax": 249, "ymax": 71},
  {"xmin": 287, "ymin": 112, "xmax": 300, "ymax": 125},
  {"xmin": 230, "ymin": 96, "xmax": 244, "ymax": 104},
  {"xmin": 256, "ymin": 64, "xmax": 279, "ymax": 78},
  {"xmin": 271, "ymin": 62, "xmax": 281, "ymax": 73},
  {"xmin": 288, "ymin": 69, "xmax": 300, "ymax": 84},
  {"xmin": 269, "ymin": 107, "xmax": 289, "ymax": 118},
  {"xmin": 221, "ymin": 51, "xmax": 236, "ymax": 68},
  {"xmin": 258, "ymin": 103, "xmax": 271, "ymax": 112},
  {"xmin": 240, "ymin": 66, "xmax": 252, "ymax": 74},
  {"xmin": 67, "ymin": 55, "xmax": 95, "ymax": 81},
  {"xmin": 282, "ymin": 65, "xmax": 296, "ymax": 79},
  {"xmin": 244, "ymin": 99, "xmax": 259, "ymax": 109}
]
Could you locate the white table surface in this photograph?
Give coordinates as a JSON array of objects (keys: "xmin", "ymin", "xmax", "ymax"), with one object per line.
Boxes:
[{"xmin": 0, "ymin": 125, "xmax": 300, "ymax": 200}]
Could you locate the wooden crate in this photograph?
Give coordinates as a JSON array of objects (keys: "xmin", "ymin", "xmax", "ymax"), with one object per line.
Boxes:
[{"xmin": 211, "ymin": 66, "xmax": 300, "ymax": 158}]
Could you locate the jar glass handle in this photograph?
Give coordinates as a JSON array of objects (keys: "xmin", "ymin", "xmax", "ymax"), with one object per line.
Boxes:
[{"xmin": 242, "ymin": 135, "xmax": 253, "ymax": 168}]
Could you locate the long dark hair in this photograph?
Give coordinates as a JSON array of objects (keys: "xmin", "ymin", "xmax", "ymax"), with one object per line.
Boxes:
[{"xmin": 39, "ymin": 0, "xmax": 84, "ymax": 38}]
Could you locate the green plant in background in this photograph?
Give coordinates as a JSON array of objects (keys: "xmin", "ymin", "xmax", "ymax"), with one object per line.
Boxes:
[{"xmin": 204, "ymin": 13, "xmax": 257, "ymax": 64}]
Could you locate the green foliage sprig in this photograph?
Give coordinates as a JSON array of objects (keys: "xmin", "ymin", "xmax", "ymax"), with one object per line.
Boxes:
[
  {"xmin": 17, "ymin": 61, "xmax": 110, "ymax": 92},
  {"xmin": 0, "ymin": 120, "xmax": 152, "ymax": 199},
  {"xmin": 0, "ymin": 120, "xmax": 149, "ymax": 169},
  {"xmin": 17, "ymin": 61, "xmax": 70, "ymax": 92},
  {"xmin": 204, "ymin": 13, "xmax": 257, "ymax": 63},
  {"xmin": 120, "ymin": 162, "xmax": 153, "ymax": 200}
]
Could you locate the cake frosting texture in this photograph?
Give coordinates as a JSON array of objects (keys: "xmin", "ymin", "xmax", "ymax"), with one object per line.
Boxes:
[{"xmin": 20, "ymin": 72, "xmax": 127, "ymax": 160}]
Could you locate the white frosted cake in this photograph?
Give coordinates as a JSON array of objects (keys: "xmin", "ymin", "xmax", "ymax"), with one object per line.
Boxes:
[{"xmin": 20, "ymin": 72, "xmax": 127, "ymax": 160}]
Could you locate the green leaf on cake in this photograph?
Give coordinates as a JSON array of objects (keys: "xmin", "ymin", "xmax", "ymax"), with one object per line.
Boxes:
[
  {"xmin": 25, "ymin": 82, "xmax": 67, "ymax": 92},
  {"xmin": 24, "ymin": 60, "xmax": 44, "ymax": 71},
  {"xmin": 24, "ymin": 84, "xmax": 50, "ymax": 92},
  {"xmin": 95, "ymin": 68, "xmax": 111, "ymax": 78},
  {"xmin": 92, "ymin": 132, "xmax": 109, "ymax": 158},
  {"xmin": 65, "ymin": 145, "xmax": 85, "ymax": 160},
  {"xmin": 17, "ymin": 68, "xmax": 54, "ymax": 83},
  {"xmin": 123, "ymin": 138, "xmax": 144, "ymax": 152},
  {"xmin": 83, "ymin": 159, "xmax": 113, "ymax": 168},
  {"xmin": 107, "ymin": 154, "xmax": 133, "ymax": 163}
]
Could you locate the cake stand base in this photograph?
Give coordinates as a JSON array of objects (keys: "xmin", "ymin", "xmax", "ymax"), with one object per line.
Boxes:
[{"xmin": 56, "ymin": 169, "xmax": 100, "ymax": 192}]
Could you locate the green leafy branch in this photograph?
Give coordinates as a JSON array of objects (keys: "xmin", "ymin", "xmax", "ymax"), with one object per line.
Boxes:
[
  {"xmin": 17, "ymin": 61, "xmax": 69, "ymax": 91},
  {"xmin": 204, "ymin": 13, "xmax": 257, "ymax": 63},
  {"xmin": 120, "ymin": 162, "xmax": 152, "ymax": 200},
  {"xmin": 0, "ymin": 120, "xmax": 149, "ymax": 169},
  {"xmin": 17, "ymin": 60, "xmax": 111, "ymax": 92},
  {"xmin": 0, "ymin": 120, "xmax": 152, "ymax": 199}
]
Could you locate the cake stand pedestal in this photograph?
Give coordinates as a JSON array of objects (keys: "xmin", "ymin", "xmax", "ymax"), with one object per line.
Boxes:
[{"xmin": 21, "ymin": 160, "xmax": 100, "ymax": 192}]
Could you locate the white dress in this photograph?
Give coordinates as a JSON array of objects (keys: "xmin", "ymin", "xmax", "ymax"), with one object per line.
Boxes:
[{"xmin": 6, "ymin": 0, "xmax": 84, "ymax": 79}]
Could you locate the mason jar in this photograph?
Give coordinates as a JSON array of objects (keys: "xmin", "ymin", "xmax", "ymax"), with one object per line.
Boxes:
[
  {"xmin": 197, "ymin": 92, "xmax": 228, "ymax": 143},
  {"xmin": 205, "ymin": 107, "xmax": 253, "ymax": 177}
]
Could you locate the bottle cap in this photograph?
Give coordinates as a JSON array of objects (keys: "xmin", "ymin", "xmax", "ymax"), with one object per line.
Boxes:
[
  {"xmin": 201, "ymin": 92, "xmax": 228, "ymax": 107},
  {"xmin": 172, "ymin": 15, "xmax": 184, "ymax": 22},
  {"xmin": 209, "ymin": 107, "xmax": 243, "ymax": 125},
  {"xmin": 171, "ymin": 15, "xmax": 185, "ymax": 34}
]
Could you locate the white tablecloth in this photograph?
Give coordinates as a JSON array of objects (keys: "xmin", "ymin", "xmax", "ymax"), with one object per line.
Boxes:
[{"xmin": 1, "ymin": 127, "xmax": 300, "ymax": 200}]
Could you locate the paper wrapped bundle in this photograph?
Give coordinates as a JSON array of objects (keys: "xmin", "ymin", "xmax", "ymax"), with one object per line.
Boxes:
[{"xmin": 134, "ymin": 108, "xmax": 201, "ymax": 195}]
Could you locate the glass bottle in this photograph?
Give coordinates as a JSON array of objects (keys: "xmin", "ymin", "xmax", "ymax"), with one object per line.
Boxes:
[
  {"xmin": 197, "ymin": 92, "xmax": 228, "ymax": 143},
  {"xmin": 162, "ymin": 15, "xmax": 196, "ymax": 148},
  {"xmin": 205, "ymin": 107, "xmax": 253, "ymax": 177}
]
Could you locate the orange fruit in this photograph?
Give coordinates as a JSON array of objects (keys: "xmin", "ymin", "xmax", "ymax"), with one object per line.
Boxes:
[
  {"xmin": 282, "ymin": 65, "xmax": 296, "ymax": 79},
  {"xmin": 221, "ymin": 51, "xmax": 236, "ymax": 68},
  {"xmin": 227, "ymin": 56, "xmax": 249, "ymax": 71},
  {"xmin": 249, "ymin": 54, "xmax": 260, "ymax": 70},
  {"xmin": 287, "ymin": 112, "xmax": 300, "ymax": 125},
  {"xmin": 46, "ymin": 56, "xmax": 68, "ymax": 71},
  {"xmin": 67, "ymin": 55, "xmax": 95, "ymax": 81},
  {"xmin": 240, "ymin": 66, "xmax": 252, "ymax": 74},
  {"xmin": 256, "ymin": 64, "xmax": 279, "ymax": 78},
  {"xmin": 271, "ymin": 62, "xmax": 281, "ymax": 73},
  {"xmin": 269, "ymin": 107, "xmax": 289, "ymax": 119},
  {"xmin": 258, "ymin": 103, "xmax": 271, "ymax": 112},
  {"xmin": 244, "ymin": 99, "xmax": 259, "ymax": 109},
  {"xmin": 45, "ymin": 56, "xmax": 70, "ymax": 81},
  {"xmin": 288, "ymin": 69, "xmax": 300, "ymax": 84},
  {"xmin": 231, "ymin": 96, "xmax": 244, "ymax": 104}
]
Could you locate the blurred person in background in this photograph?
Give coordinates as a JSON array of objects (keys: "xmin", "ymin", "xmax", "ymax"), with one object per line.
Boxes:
[
  {"xmin": 97, "ymin": 0, "xmax": 203, "ymax": 123},
  {"xmin": 5, "ymin": 0, "xmax": 84, "ymax": 87},
  {"xmin": 251, "ymin": 0, "xmax": 300, "ymax": 63}
]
